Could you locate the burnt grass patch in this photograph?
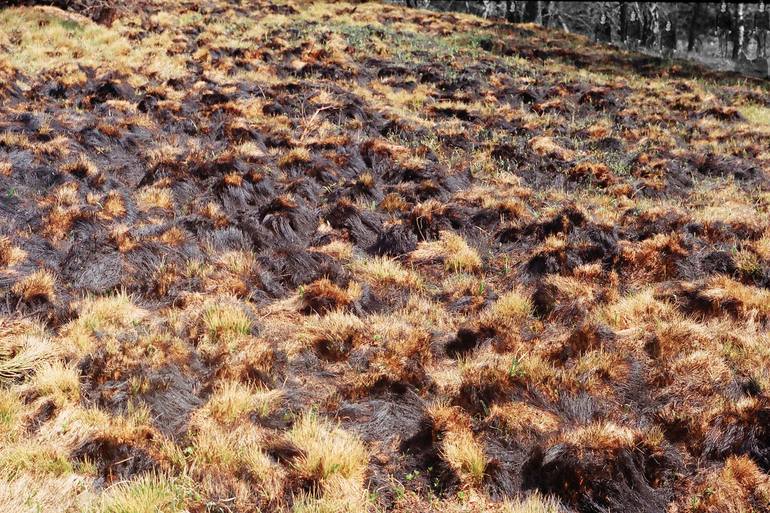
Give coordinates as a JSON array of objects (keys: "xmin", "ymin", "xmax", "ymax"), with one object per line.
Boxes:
[
  {"xmin": 71, "ymin": 436, "xmax": 161, "ymax": 486},
  {"xmin": 2, "ymin": 1, "xmax": 770, "ymax": 512}
]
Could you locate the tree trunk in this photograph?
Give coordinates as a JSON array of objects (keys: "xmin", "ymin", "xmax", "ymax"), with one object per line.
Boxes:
[
  {"xmin": 732, "ymin": 3, "xmax": 742, "ymax": 59},
  {"xmin": 620, "ymin": 2, "xmax": 628, "ymax": 42},
  {"xmin": 524, "ymin": 1, "xmax": 539, "ymax": 23},
  {"xmin": 550, "ymin": 1, "xmax": 559, "ymax": 28},
  {"xmin": 686, "ymin": 2, "xmax": 701, "ymax": 52},
  {"xmin": 640, "ymin": 2, "xmax": 649, "ymax": 46},
  {"xmin": 541, "ymin": 1, "xmax": 550, "ymax": 27},
  {"xmin": 557, "ymin": 10, "xmax": 569, "ymax": 32}
]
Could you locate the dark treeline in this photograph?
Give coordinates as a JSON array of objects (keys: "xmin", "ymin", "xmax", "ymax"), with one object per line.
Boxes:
[{"xmin": 396, "ymin": 2, "xmax": 770, "ymax": 74}]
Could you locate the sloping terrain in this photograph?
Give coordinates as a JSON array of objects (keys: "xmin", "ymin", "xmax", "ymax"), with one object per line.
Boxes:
[{"xmin": 2, "ymin": 1, "xmax": 770, "ymax": 512}]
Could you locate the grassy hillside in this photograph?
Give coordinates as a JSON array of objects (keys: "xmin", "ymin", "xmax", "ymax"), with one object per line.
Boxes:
[{"xmin": 1, "ymin": 1, "xmax": 770, "ymax": 512}]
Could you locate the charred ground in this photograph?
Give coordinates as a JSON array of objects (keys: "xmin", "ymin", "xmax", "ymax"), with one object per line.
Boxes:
[{"xmin": 1, "ymin": 1, "xmax": 770, "ymax": 512}]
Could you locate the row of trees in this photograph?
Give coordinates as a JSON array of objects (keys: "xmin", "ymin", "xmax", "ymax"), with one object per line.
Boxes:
[{"xmin": 397, "ymin": 2, "xmax": 770, "ymax": 63}]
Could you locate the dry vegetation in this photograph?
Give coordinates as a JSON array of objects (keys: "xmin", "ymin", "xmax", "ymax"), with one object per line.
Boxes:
[{"xmin": 1, "ymin": 0, "xmax": 770, "ymax": 512}]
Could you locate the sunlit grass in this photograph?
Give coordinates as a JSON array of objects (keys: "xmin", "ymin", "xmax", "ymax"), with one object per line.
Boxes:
[{"xmin": 739, "ymin": 104, "xmax": 770, "ymax": 126}]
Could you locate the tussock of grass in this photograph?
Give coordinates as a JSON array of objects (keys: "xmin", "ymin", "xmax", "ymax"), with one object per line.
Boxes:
[
  {"xmin": 0, "ymin": 235, "xmax": 24, "ymax": 267},
  {"xmin": 291, "ymin": 474, "xmax": 370, "ymax": 513},
  {"xmin": 288, "ymin": 411, "xmax": 368, "ymax": 482},
  {"xmin": 412, "ymin": 231, "xmax": 482, "ymax": 273},
  {"xmin": 189, "ymin": 419, "xmax": 280, "ymax": 481},
  {"xmin": 0, "ymin": 389, "xmax": 23, "ymax": 443},
  {"xmin": 63, "ymin": 291, "xmax": 145, "ymax": 351},
  {"xmin": 93, "ymin": 473, "xmax": 193, "ymax": 513},
  {"xmin": 441, "ymin": 429, "xmax": 487, "ymax": 486},
  {"xmin": 738, "ymin": 104, "xmax": 770, "ymax": 126},
  {"xmin": 205, "ymin": 380, "xmax": 282, "ymax": 423},
  {"xmin": 0, "ymin": 334, "xmax": 53, "ymax": 385},
  {"xmin": 136, "ymin": 186, "xmax": 173, "ymax": 211},
  {"xmin": 298, "ymin": 310, "xmax": 366, "ymax": 356},
  {"xmin": 11, "ymin": 269, "xmax": 56, "ymax": 303},
  {"xmin": 487, "ymin": 402, "xmax": 560, "ymax": 438},
  {"xmin": 0, "ymin": 473, "xmax": 91, "ymax": 513},
  {"xmin": 502, "ymin": 492, "xmax": 562, "ymax": 513},
  {"xmin": 350, "ymin": 256, "xmax": 423, "ymax": 289},
  {"xmin": 32, "ymin": 362, "xmax": 80, "ymax": 404},
  {"xmin": 201, "ymin": 301, "xmax": 253, "ymax": 343},
  {"xmin": 600, "ymin": 288, "xmax": 673, "ymax": 329},
  {"xmin": 482, "ymin": 290, "xmax": 532, "ymax": 327},
  {"xmin": 0, "ymin": 442, "xmax": 73, "ymax": 479}
]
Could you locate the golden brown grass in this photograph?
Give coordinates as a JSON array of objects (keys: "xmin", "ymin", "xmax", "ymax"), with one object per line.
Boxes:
[
  {"xmin": 441, "ymin": 429, "xmax": 487, "ymax": 486},
  {"xmin": 11, "ymin": 269, "xmax": 56, "ymax": 303},
  {"xmin": 2, "ymin": 1, "xmax": 770, "ymax": 512},
  {"xmin": 350, "ymin": 256, "xmax": 423, "ymax": 289},
  {"xmin": 204, "ymin": 380, "xmax": 282, "ymax": 423},
  {"xmin": 287, "ymin": 411, "xmax": 368, "ymax": 482},
  {"xmin": 412, "ymin": 231, "xmax": 482, "ymax": 273}
]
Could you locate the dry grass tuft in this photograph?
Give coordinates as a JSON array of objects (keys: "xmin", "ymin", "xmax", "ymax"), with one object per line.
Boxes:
[
  {"xmin": 299, "ymin": 311, "xmax": 366, "ymax": 359},
  {"xmin": 0, "ymin": 235, "xmax": 18, "ymax": 267},
  {"xmin": 441, "ymin": 429, "xmax": 487, "ymax": 486},
  {"xmin": 687, "ymin": 456, "xmax": 770, "ymax": 513},
  {"xmin": 11, "ymin": 269, "xmax": 56, "ymax": 303},
  {"xmin": 92, "ymin": 473, "xmax": 193, "ymax": 513},
  {"xmin": 288, "ymin": 411, "xmax": 368, "ymax": 483},
  {"xmin": 205, "ymin": 380, "xmax": 282, "ymax": 423},
  {"xmin": 32, "ymin": 362, "xmax": 80, "ymax": 405},
  {"xmin": 529, "ymin": 136, "xmax": 574, "ymax": 161},
  {"xmin": 350, "ymin": 256, "xmax": 423, "ymax": 289},
  {"xmin": 0, "ymin": 334, "xmax": 52, "ymax": 385},
  {"xmin": 201, "ymin": 301, "xmax": 253, "ymax": 343},
  {"xmin": 136, "ymin": 186, "xmax": 173, "ymax": 211},
  {"xmin": 412, "ymin": 231, "xmax": 482, "ymax": 273},
  {"xmin": 502, "ymin": 492, "xmax": 563, "ymax": 513}
]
